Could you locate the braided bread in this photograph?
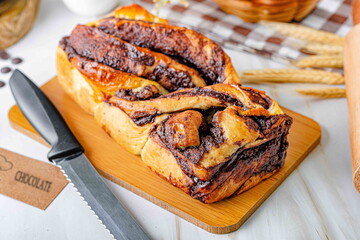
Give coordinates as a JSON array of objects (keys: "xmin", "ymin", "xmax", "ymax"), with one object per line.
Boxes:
[{"xmin": 56, "ymin": 4, "xmax": 292, "ymax": 203}]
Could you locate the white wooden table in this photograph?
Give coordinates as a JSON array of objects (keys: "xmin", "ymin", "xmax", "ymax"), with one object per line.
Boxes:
[{"xmin": 0, "ymin": 0, "xmax": 359, "ymax": 239}]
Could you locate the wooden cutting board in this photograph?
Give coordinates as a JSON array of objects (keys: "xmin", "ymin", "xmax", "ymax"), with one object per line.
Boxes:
[{"xmin": 8, "ymin": 77, "xmax": 321, "ymax": 234}]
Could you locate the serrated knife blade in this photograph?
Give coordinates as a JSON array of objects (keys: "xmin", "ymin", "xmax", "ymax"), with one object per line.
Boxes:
[{"xmin": 9, "ymin": 70, "xmax": 150, "ymax": 240}]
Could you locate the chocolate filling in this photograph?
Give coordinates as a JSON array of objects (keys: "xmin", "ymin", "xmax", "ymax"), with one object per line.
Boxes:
[
  {"xmin": 64, "ymin": 25, "xmax": 200, "ymax": 91},
  {"xmin": 158, "ymin": 87, "xmax": 245, "ymax": 109},
  {"xmin": 98, "ymin": 18, "xmax": 229, "ymax": 84},
  {"xmin": 191, "ymin": 135, "xmax": 288, "ymax": 201},
  {"xmin": 249, "ymin": 115, "xmax": 292, "ymax": 139},
  {"xmin": 193, "ymin": 115, "xmax": 292, "ymax": 201},
  {"xmin": 154, "ymin": 112, "xmax": 225, "ymax": 167},
  {"xmin": 152, "ymin": 112, "xmax": 292, "ymax": 201},
  {"xmin": 70, "ymin": 25, "xmax": 155, "ymax": 66},
  {"xmin": 115, "ymin": 85, "xmax": 160, "ymax": 101},
  {"xmin": 130, "ymin": 111, "xmax": 159, "ymax": 126},
  {"xmin": 150, "ymin": 88, "xmax": 243, "ymax": 126},
  {"xmin": 109, "ymin": 87, "xmax": 249, "ymax": 126},
  {"xmin": 242, "ymin": 88, "xmax": 272, "ymax": 109},
  {"xmin": 60, "ymin": 37, "xmax": 77, "ymax": 60}
]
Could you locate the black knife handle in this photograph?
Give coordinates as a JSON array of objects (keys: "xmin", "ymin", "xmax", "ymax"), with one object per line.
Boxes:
[{"xmin": 9, "ymin": 70, "xmax": 84, "ymax": 161}]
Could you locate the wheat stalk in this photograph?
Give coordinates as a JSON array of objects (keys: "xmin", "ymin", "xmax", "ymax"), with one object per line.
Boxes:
[
  {"xmin": 296, "ymin": 87, "xmax": 346, "ymax": 98},
  {"xmin": 260, "ymin": 21, "xmax": 344, "ymax": 45},
  {"xmin": 241, "ymin": 69, "xmax": 344, "ymax": 85},
  {"xmin": 294, "ymin": 55, "xmax": 343, "ymax": 68},
  {"xmin": 301, "ymin": 43, "xmax": 344, "ymax": 55}
]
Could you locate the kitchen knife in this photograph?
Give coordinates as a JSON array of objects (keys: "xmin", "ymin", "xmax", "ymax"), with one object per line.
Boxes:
[{"xmin": 9, "ymin": 69, "xmax": 150, "ymax": 240}]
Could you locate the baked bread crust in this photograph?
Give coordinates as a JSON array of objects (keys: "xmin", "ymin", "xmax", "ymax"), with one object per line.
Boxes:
[
  {"xmin": 56, "ymin": 4, "xmax": 292, "ymax": 203},
  {"xmin": 95, "ymin": 17, "xmax": 240, "ymax": 84}
]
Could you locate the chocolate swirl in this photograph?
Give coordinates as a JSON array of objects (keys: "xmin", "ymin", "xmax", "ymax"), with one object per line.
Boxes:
[
  {"xmin": 57, "ymin": 4, "xmax": 292, "ymax": 203},
  {"xmin": 65, "ymin": 25, "xmax": 206, "ymax": 91},
  {"xmin": 97, "ymin": 18, "xmax": 240, "ymax": 84}
]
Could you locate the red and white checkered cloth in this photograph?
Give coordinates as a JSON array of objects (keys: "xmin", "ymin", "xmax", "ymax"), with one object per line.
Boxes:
[{"xmin": 138, "ymin": 0, "xmax": 352, "ymax": 65}]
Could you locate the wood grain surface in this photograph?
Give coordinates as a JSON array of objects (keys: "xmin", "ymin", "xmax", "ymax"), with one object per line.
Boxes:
[
  {"xmin": 344, "ymin": 24, "xmax": 360, "ymax": 192},
  {"xmin": 8, "ymin": 77, "xmax": 321, "ymax": 234}
]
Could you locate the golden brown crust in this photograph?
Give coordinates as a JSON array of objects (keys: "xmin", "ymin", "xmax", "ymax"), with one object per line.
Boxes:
[
  {"xmin": 56, "ymin": 5, "xmax": 292, "ymax": 203},
  {"xmin": 94, "ymin": 102, "xmax": 169, "ymax": 155},
  {"xmin": 164, "ymin": 110, "xmax": 204, "ymax": 149},
  {"xmin": 107, "ymin": 4, "xmax": 169, "ymax": 24},
  {"xmin": 70, "ymin": 54, "xmax": 169, "ymax": 97},
  {"xmin": 56, "ymin": 47, "xmax": 98, "ymax": 114},
  {"xmin": 141, "ymin": 134, "xmax": 193, "ymax": 194},
  {"xmin": 57, "ymin": 47, "xmax": 170, "ymax": 155}
]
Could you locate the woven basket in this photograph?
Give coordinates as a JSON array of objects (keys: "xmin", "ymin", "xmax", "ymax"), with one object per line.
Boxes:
[
  {"xmin": 0, "ymin": 0, "xmax": 41, "ymax": 50},
  {"xmin": 213, "ymin": 0, "xmax": 319, "ymax": 23}
]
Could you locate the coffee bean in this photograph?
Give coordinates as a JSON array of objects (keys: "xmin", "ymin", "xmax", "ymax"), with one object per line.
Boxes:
[
  {"xmin": 1, "ymin": 67, "xmax": 12, "ymax": 73},
  {"xmin": 0, "ymin": 51, "xmax": 10, "ymax": 60},
  {"xmin": 11, "ymin": 57, "xmax": 23, "ymax": 64},
  {"xmin": 0, "ymin": 81, "xmax": 5, "ymax": 88}
]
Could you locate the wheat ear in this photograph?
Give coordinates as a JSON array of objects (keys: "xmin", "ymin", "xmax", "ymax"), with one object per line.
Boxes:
[
  {"xmin": 260, "ymin": 21, "xmax": 344, "ymax": 45},
  {"xmin": 301, "ymin": 43, "xmax": 344, "ymax": 55},
  {"xmin": 241, "ymin": 69, "xmax": 344, "ymax": 84},
  {"xmin": 294, "ymin": 55, "xmax": 343, "ymax": 68},
  {"xmin": 296, "ymin": 88, "xmax": 346, "ymax": 98}
]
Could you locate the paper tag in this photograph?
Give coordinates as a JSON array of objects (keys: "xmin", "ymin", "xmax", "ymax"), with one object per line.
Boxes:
[{"xmin": 0, "ymin": 148, "xmax": 68, "ymax": 210}]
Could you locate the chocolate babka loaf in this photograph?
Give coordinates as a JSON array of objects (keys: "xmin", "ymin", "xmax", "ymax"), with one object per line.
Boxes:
[{"xmin": 56, "ymin": 4, "xmax": 292, "ymax": 203}]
